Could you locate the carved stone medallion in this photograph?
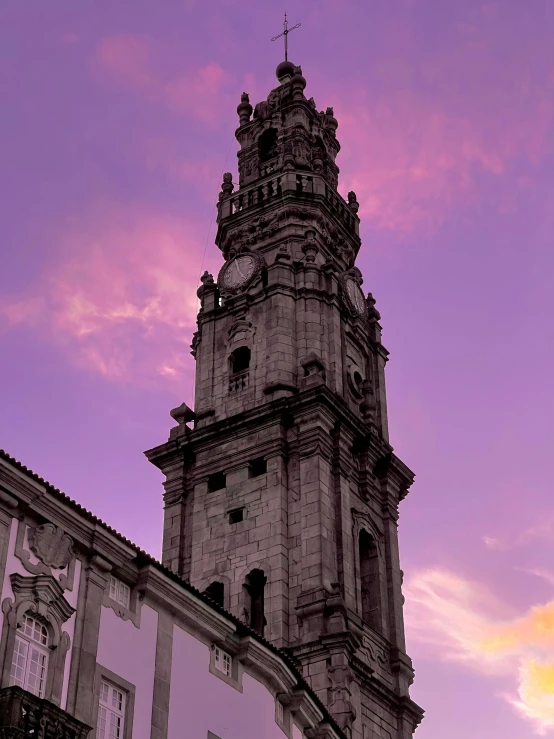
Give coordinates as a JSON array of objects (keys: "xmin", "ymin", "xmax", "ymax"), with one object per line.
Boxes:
[{"xmin": 28, "ymin": 523, "xmax": 75, "ymax": 570}]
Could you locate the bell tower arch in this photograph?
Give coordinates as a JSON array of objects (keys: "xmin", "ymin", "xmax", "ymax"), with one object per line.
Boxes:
[{"xmin": 146, "ymin": 60, "xmax": 423, "ymax": 739}]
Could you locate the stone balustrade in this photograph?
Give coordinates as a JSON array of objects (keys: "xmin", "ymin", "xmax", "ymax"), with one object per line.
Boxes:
[
  {"xmin": 218, "ymin": 172, "xmax": 359, "ymax": 236},
  {"xmin": 0, "ymin": 686, "xmax": 91, "ymax": 739}
]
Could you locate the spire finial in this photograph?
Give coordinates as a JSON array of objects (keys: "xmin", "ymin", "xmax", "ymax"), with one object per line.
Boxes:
[{"xmin": 271, "ymin": 12, "xmax": 301, "ymax": 62}]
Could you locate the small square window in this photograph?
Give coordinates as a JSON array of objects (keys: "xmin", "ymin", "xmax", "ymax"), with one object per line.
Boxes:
[
  {"xmin": 228, "ymin": 508, "xmax": 244, "ymax": 524},
  {"xmin": 214, "ymin": 647, "xmax": 232, "ymax": 676},
  {"xmin": 109, "ymin": 577, "xmax": 131, "ymax": 609},
  {"xmin": 208, "ymin": 471, "xmax": 226, "ymax": 493},
  {"xmin": 248, "ymin": 457, "xmax": 267, "ymax": 478}
]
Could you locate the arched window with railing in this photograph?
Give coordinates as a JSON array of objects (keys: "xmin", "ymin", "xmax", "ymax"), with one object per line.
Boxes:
[{"xmin": 229, "ymin": 346, "xmax": 251, "ymax": 394}]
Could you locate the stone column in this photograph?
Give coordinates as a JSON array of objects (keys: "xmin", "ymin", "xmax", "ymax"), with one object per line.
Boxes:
[
  {"xmin": 66, "ymin": 554, "xmax": 111, "ymax": 725},
  {"xmin": 150, "ymin": 613, "xmax": 173, "ymax": 739}
]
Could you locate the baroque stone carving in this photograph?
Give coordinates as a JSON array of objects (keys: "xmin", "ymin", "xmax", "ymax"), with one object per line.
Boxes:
[
  {"xmin": 28, "ymin": 523, "xmax": 74, "ymax": 570},
  {"xmin": 14, "ymin": 519, "xmax": 76, "ymax": 592}
]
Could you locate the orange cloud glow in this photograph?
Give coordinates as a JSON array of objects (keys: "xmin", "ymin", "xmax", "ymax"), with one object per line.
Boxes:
[{"xmin": 405, "ymin": 568, "xmax": 554, "ymax": 734}]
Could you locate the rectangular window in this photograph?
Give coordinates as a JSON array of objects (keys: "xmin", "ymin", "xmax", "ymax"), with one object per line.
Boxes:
[
  {"xmin": 208, "ymin": 471, "xmax": 226, "ymax": 493},
  {"xmin": 97, "ymin": 680, "xmax": 126, "ymax": 739},
  {"xmin": 214, "ymin": 647, "xmax": 231, "ymax": 676},
  {"xmin": 276, "ymin": 699, "xmax": 284, "ymax": 724},
  {"xmin": 248, "ymin": 457, "xmax": 267, "ymax": 478},
  {"xmin": 228, "ymin": 508, "xmax": 244, "ymax": 524},
  {"xmin": 109, "ymin": 576, "xmax": 131, "ymax": 609},
  {"xmin": 10, "ymin": 636, "xmax": 48, "ymax": 697}
]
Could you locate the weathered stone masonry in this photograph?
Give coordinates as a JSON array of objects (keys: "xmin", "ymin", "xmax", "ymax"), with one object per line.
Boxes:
[{"xmin": 146, "ymin": 59, "xmax": 424, "ymax": 739}]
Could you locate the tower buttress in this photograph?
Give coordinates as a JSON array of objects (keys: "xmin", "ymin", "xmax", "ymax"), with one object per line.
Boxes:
[{"xmin": 146, "ymin": 61, "xmax": 423, "ymax": 739}]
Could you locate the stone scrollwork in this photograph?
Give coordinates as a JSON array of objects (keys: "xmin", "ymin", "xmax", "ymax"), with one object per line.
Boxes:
[
  {"xmin": 15, "ymin": 519, "xmax": 76, "ymax": 592},
  {"xmin": 28, "ymin": 523, "xmax": 74, "ymax": 570}
]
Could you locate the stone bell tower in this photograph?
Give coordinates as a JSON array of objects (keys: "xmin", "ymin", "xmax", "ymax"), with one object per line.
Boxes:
[{"xmin": 146, "ymin": 60, "xmax": 424, "ymax": 738}]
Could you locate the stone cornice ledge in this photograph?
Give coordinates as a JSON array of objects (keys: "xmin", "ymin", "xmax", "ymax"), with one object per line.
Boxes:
[
  {"xmin": 236, "ymin": 635, "xmax": 297, "ymax": 695},
  {"xmin": 288, "ymin": 689, "xmax": 327, "ymax": 733},
  {"xmin": 136, "ymin": 565, "xmax": 232, "ymax": 643}
]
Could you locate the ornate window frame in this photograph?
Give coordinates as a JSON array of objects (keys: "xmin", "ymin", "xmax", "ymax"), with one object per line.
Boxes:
[
  {"xmin": 0, "ymin": 573, "xmax": 74, "ymax": 705},
  {"xmin": 209, "ymin": 642, "xmax": 243, "ymax": 693},
  {"xmin": 101, "ymin": 572, "xmax": 142, "ymax": 628}
]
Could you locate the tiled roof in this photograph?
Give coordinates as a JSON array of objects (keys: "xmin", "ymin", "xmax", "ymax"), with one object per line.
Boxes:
[{"xmin": 0, "ymin": 448, "xmax": 346, "ymax": 739}]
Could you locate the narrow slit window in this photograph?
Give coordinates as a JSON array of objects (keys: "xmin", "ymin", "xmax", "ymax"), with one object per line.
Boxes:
[
  {"xmin": 359, "ymin": 530, "xmax": 382, "ymax": 632},
  {"xmin": 244, "ymin": 569, "xmax": 267, "ymax": 637}
]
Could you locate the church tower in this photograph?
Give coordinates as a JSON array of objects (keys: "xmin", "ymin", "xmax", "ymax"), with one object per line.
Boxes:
[{"xmin": 146, "ymin": 59, "xmax": 424, "ymax": 738}]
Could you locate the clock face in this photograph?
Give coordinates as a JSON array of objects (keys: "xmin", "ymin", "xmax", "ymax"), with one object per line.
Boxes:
[
  {"xmin": 345, "ymin": 279, "xmax": 366, "ymax": 316},
  {"xmin": 222, "ymin": 255, "xmax": 256, "ymax": 289}
]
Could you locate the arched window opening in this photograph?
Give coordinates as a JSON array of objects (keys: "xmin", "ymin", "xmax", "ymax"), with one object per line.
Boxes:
[
  {"xmin": 359, "ymin": 530, "xmax": 381, "ymax": 632},
  {"xmin": 258, "ymin": 128, "xmax": 278, "ymax": 163},
  {"xmin": 230, "ymin": 346, "xmax": 251, "ymax": 374},
  {"xmin": 10, "ymin": 613, "xmax": 49, "ymax": 698},
  {"xmin": 204, "ymin": 581, "xmax": 225, "ymax": 608},
  {"xmin": 244, "ymin": 569, "xmax": 267, "ymax": 636}
]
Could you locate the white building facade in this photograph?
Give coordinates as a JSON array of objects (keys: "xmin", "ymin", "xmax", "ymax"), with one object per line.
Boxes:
[{"xmin": 0, "ymin": 449, "xmax": 344, "ymax": 739}]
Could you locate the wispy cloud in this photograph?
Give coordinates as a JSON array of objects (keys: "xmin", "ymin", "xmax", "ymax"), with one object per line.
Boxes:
[
  {"xmin": 0, "ymin": 205, "xmax": 216, "ymax": 386},
  {"xmin": 405, "ymin": 568, "xmax": 554, "ymax": 734},
  {"xmin": 93, "ymin": 33, "xmax": 228, "ymax": 125}
]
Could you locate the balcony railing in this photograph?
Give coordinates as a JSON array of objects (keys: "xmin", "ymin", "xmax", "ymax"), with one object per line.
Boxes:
[
  {"xmin": 229, "ymin": 370, "xmax": 249, "ymax": 394},
  {"xmin": 0, "ymin": 686, "xmax": 91, "ymax": 738}
]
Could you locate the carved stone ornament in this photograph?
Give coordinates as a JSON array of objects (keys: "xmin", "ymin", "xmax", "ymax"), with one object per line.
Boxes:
[
  {"xmin": 217, "ymin": 250, "xmax": 265, "ymax": 295},
  {"xmin": 339, "ymin": 268, "xmax": 366, "ymax": 318},
  {"xmin": 28, "ymin": 523, "xmax": 75, "ymax": 570}
]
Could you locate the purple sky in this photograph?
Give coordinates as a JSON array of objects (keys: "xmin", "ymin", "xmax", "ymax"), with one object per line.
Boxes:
[{"xmin": 1, "ymin": 1, "xmax": 554, "ymax": 736}]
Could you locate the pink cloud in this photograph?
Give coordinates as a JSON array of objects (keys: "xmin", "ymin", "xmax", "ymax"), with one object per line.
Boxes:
[
  {"xmin": 333, "ymin": 85, "xmax": 552, "ymax": 235},
  {"xmin": 93, "ymin": 34, "xmax": 227, "ymax": 125},
  {"xmin": 0, "ymin": 205, "xmax": 221, "ymax": 387},
  {"xmin": 326, "ymin": 7, "xmax": 554, "ymax": 235},
  {"xmin": 95, "ymin": 34, "xmax": 153, "ymax": 91},
  {"xmin": 165, "ymin": 62, "xmax": 226, "ymax": 124}
]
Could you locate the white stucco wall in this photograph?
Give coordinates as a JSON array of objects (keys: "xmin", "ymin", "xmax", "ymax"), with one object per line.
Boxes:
[
  {"xmin": 0, "ymin": 518, "xmax": 81, "ymax": 710},
  {"xmin": 168, "ymin": 624, "xmax": 294, "ymax": 739},
  {"xmin": 97, "ymin": 602, "xmax": 158, "ymax": 739}
]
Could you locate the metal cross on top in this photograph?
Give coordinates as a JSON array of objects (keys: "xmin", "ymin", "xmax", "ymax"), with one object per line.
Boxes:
[{"xmin": 271, "ymin": 12, "xmax": 301, "ymax": 62}]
